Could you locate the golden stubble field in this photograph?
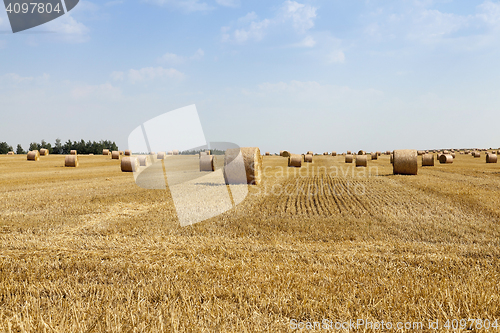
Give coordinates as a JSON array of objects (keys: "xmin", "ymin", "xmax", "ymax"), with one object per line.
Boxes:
[{"xmin": 0, "ymin": 153, "xmax": 499, "ymax": 332}]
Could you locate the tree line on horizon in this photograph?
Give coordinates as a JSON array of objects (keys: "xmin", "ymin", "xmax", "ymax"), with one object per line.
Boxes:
[{"xmin": 0, "ymin": 139, "xmax": 119, "ymax": 155}]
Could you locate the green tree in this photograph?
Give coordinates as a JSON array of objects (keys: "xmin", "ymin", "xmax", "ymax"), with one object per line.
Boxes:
[
  {"xmin": 16, "ymin": 144, "xmax": 25, "ymax": 154},
  {"xmin": 0, "ymin": 142, "xmax": 13, "ymax": 154},
  {"xmin": 54, "ymin": 138, "xmax": 62, "ymax": 154}
]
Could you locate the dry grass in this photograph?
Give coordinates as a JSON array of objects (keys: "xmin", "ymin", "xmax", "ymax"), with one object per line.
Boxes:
[{"xmin": 0, "ymin": 154, "xmax": 500, "ymax": 332}]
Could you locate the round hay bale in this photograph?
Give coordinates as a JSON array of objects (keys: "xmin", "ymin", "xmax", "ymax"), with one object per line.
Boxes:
[
  {"xmin": 288, "ymin": 154, "xmax": 302, "ymax": 167},
  {"xmin": 390, "ymin": 153, "xmax": 393, "ymax": 164},
  {"xmin": 279, "ymin": 150, "xmax": 284, "ymax": 156},
  {"xmin": 119, "ymin": 151, "xmax": 123, "ymax": 156},
  {"xmin": 356, "ymin": 155, "xmax": 367, "ymax": 167},
  {"xmin": 40, "ymin": 148, "xmax": 49, "ymax": 156},
  {"xmin": 371, "ymin": 153, "xmax": 378, "ymax": 160},
  {"xmin": 7, "ymin": 151, "xmax": 14, "ymax": 155},
  {"xmin": 439, "ymin": 154, "xmax": 453, "ymax": 164},
  {"xmin": 150, "ymin": 152, "xmax": 155, "ymax": 155},
  {"xmin": 486, "ymin": 154, "xmax": 498, "ymax": 163},
  {"xmin": 323, "ymin": 152, "xmax": 328, "ymax": 155},
  {"xmin": 64, "ymin": 155, "xmax": 79, "ymax": 167},
  {"xmin": 103, "ymin": 149, "xmax": 110, "ymax": 155},
  {"xmin": 124, "ymin": 150, "xmax": 131, "ymax": 156},
  {"xmin": 27, "ymin": 150, "xmax": 40, "ymax": 161},
  {"xmin": 417, "ymin": 150, "xmax": 424, "ymax": 156},
  {"xmin": 265, "ymin": 152, "xmax": 270, "ymax": 156},
  {"xmin": 200, "ymin": 155, "xmax": 214, "ymax": 171},
  {"xmin": 167, "ymin": 151, "xmax": 173, "ymax": 155},
  {"xmin": 385, "ymin": 151, "xmax": 391, "ymax": 155},
  {"xmin": 223, "ymin": 147, "xmax": 262, "ymax": 185},
  {"xmin": 376, "ymin": 151, "xmax": 381, "ymax": 156},
  {"xmin": 157, "ymin": 152, "xmax": 166, "ymax": 160},
  {"xmin": 173, "ymin": 150, "xmax": 179, "ymax": 155},
  {"xmin": 422, "ymin": 154, "xmax": 434, "ymax": 166},
  {"xmin": 112, "ymin": 151, "xmax": 120, "ymax": 159},
  {"xmin": 138, "ymin": 156, "xmax": 149, "ymax": 167},
  {"xmin": 89, "ymin": 153, "xmax": 94, "ymax": 156},
  {"xmin": 347, "ymin": 151, "xmax": 352, "ymax": 155},
  {"xmin": 393, "ymin": 149, "xmax": 418, "ymax": 175},
  {"xmin": 345, "ymin": 154, "xmax": 353, "ymax": 163},
  {"xmin": 70, "ymin": 150, "xmax": 77, "ymax": 155},
  {"xmin": 497, "ymin": 150, "xmax": 500, "ymax": 155},
  {"xmin": 199, "ymin": 151, "xmax": 209, "ymax": 158},
  {"xmin": 304, "ymin": 154, "xmax": 313, "ymax": 163},
  {"xmin": 121, "ymin": 156, "xmax": 138, "ymax": 172},
  {"xmin": 331, "ymin": 151, "xmax": 337, "ymax": 156},
  {"xmin": 282, "ymin": 150, "xmax": 290, "ymax": 158},
  {"xmin": 358, "ymin": 150, "xmax": 366, "ymax": 155},
  {"xmin": 306, "ymin": 151, "xmax": 314, "ymax": 155},
  {"xmin": 451, "ymin": 152, "xmax": 456, "ymax": 158},
  {"xmin": 473, "ymin": 151, "xmax": 481, "ymax": 158}
]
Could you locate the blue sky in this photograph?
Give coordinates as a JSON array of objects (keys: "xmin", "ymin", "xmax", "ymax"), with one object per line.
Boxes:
[{"xmin": 1, "ymin": 0, "xmax": 500, "ymax": 153}]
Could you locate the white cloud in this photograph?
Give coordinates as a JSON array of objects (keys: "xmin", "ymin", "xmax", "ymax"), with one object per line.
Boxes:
[
  {"xmin": 280, "ymin": 0, "xmax": 317, "ymax": 33},
  {"xmin": 115, "ymin": 67, "xmax": 184, "ymax": 83},
  {"xmin": 142, "ymin": 0, "xmax": 212, "ymax": 12},
  {"xmin": 0, "ymin": 73, "xmax": 50, "ymax": 85},
  {"xmin": 71, "ymin": 83, "xmax": 122, "ymax": 99},
  {"xmin": 328, "ymin": 50, "xmax": 345, "ymax": 63},
  {"xmin": 43, "ymin": 15, "xmax": 90, "ymax": 43},
  {"xmin": 191, "ymin": 48, "xmax": 204, "ymax": 60},
  {"xmin": 222, "ymin": 1, "xmax": 317, "ymax": 44},
  {"xmin": 216, "ymin": 0, "xmax": 239, "ymax": 8},
  {"xmin": 158, "ymin": 52, "xmax": 186, "ymax": 65},
  {"xmin": 293, "ymin": 35, "xmax": 316, "ymax": 47}
]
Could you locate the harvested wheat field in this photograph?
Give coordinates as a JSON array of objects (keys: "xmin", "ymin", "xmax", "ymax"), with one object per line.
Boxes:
[{"xmin": 1, "ymin": 153, "xmax": 500, "ymax": 332}]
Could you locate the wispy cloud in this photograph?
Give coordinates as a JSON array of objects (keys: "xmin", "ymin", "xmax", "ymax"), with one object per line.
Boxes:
[
  {"xmin": 221, "ymin": 1, "xmax": 317, "ymax": 44},
  {"xmin": 142, "ymin": 0, "xmax": 213, "ymax": 12},
  {"xmin": 71, "ymin": 83, "xmax": 122, "ymax": 99},
  {"xmin": 112, "ymin": 67, "xmax": 184, "ymax": 83},
  {"xmin": 215, "ymin": 0, "xmax": 239, "ymax": 8},
  {"xmin": 157, "ymin": 49, "xmax": 205, "ymax": 65}
]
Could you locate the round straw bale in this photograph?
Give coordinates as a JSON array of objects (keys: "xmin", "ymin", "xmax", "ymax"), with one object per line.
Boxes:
[
  {"xmin": 451, "ymin": 153, "xmax": 456, "ymax": 158},
  {"xmin": 173, "ymin": 150, "xmax": 179, "ymax": 155},
  {"xmin": 347, "ymin": 151, "xmax": 352, "ymax": 155},
  {"xmin": 390, "ymin": 153, "xmax": 393, "ymax": 164},
  {"xmin": 385, "ymin": 151, "xmax": 391, "ymax": 155},
  {"xmin": 224, "ymin": 147, "xmax": 262, "ymax": 185},
  {"xmin": 138, "ymin": 156, "xmax": 149, "ymax": 167},
  {"xmin": 199, "ymin": 151, "xmax": 209, "ymax": 158},
  {"xmin": 356, "ymin": 155, "xmax": 367, "ymax": 167},
  {"xmin": 376, "ymin": 151, "xmax": 381, "ymax": 156},
  {"xmin": 40, "ymin": 148, "xmax": 49, "ymax": 156},
  {"xmin": 119, "ymin": 151, "xmax": 123, "ymax": 156},
  {"xmin": 422, "ymin": 154, "xmax": 434, "ymax": 166},
  {"xmin": 323, "ymin": 152, "xmax": 328, "ymax": 155},
  {"xmin": 279, "ymin": 150, "xmax": 284, "ymax": 156},
  {"xmin": 265, "ymin": 152, "xmax": 270, "ymax": 156},
  {"xmin": 103, "ymin": 149, "xmax": 110, "ymax": 155},
  {"xmin": 497, "ymin": 150, "xmax": 500, "ymax": 155},
  {"xmin": 417, "ymin": 150, "xmax": 424, "ymax": 156},
  {"xmin": 7, "ymin": 151, "xmax": 14, "ymax": 155},
  {"xmin": 358, "ymin": 150, "xmax": 366, "ymax": 155},
  {"xmin": 150, "ymin": 152, "xmax": 155, "ymax": 155},
  {"xmin": 157, "ymin": 152, "xmax": 166, "ymax": 160},
  {"xmin": 345, "ymin": 154, "xmax": 353, "ymax": 163},
  {"xmin": 393, "ymin": 149, "xmax": 418, "ymax": 175},
  {"xmin": 439, "ymin": 154, "xmax": 453, "ymax": 164},
  {"xmin": 200, "ymin": 155, "xmax": 214, "ymax": 171},
  {"xmin": 282, "ymin": 150, "xmax": 290, "ymax": 157},
  {"xmin": 65, "ymin": 155, "xmax": 79, "ymax": 167},
  {"xmin": 304, "ymin": 154, "xmax": 313, "ymax": 163},
  {"xmin": 371, "ymin": 153, "xmax": 378, "ymax": 160},
  {"xmin": 121, "ymin": 156, "xmax": 138, "ymax": 172},
  {"xmin": 473, "ymin": 151, "xmax": 481, "ymax": 158},
  {"xmin": 124, "ymin": 150, "xmax": 131, "ymax": 156},
  {"xmin": 89, "ymin": 153, "xmax": 94, "ymax": 156},
  {"xmin": 112, "ymin": 151, "xmax": 120, "ymax": 159},
  {"xmin": 306, "ymin": 151, "xmax": 314, "ymax": 155},
  {"xmin": 27, "ymin": 150, "xmax": 40, "ymax": 161},
  {"xmin": 486, "ymin": 154, "xmax": 498, "ymax": 163},
  {"xmin": 288, "ymin": 154, "xmax": 302, "ymax": 167},
  {"xmin": 70, "ymin": 150, "xmax": 77, "ymax": 155},
  {"xmin": 331, "ymin": 152, "xmax": 337, "ymax": 156}
]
